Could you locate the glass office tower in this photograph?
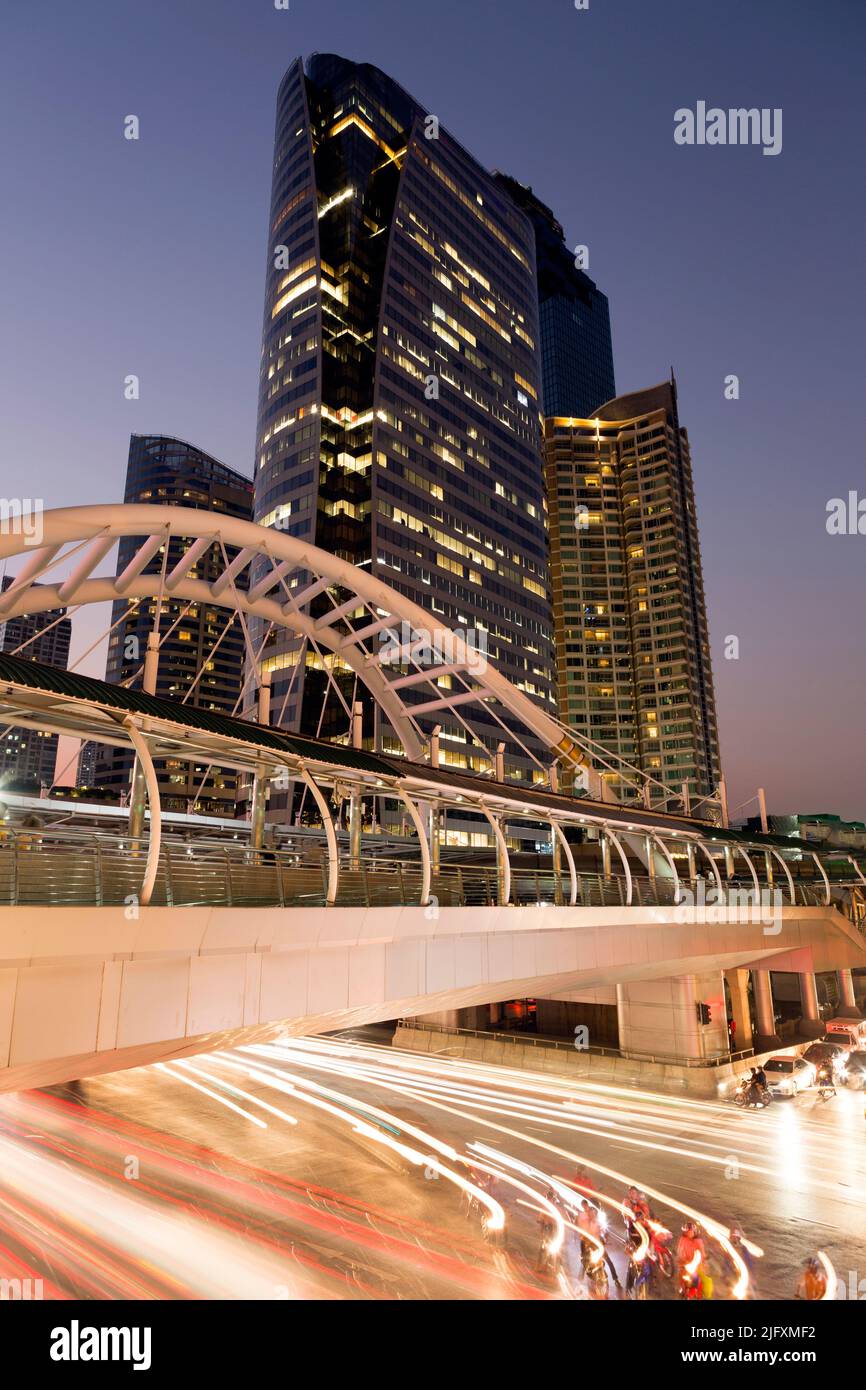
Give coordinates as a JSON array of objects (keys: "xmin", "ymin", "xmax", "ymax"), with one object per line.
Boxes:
[
  {"xmin": 97, "ymin": 435, "xmax": 254, "ymax": 815},
  {"xmin": 495, "ymin": 176, "xmax": 615, "ymax": 419},
  {"xmin": 545, "ymin": 379, "xmax": 721, "ymax": 803},
  {"xmin": 253, "ymin": 55, "xmax": 555, "ymax": 784},
  {"xmin": 0, "ymin": 577, "xmax": 71, "ymax": 791}
]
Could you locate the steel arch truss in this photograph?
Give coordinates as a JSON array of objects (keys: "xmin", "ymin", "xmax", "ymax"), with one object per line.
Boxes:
[{"xmin": 0, "ymin": 505, "xmax": 590, "ymax": 784}]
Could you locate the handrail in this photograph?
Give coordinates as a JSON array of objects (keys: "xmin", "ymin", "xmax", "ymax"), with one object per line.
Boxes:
[{"xmin": 0, "ymin": 826, "xmax": 862, "ymax": 919}]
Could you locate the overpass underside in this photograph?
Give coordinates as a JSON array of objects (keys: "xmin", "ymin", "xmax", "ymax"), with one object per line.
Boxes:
[{"xmin": 0, "ymin": 902, "xmax": 862, "ymax": 1092}]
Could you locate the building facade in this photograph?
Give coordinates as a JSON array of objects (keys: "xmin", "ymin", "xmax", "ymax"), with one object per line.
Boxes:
[
  {"xmin": 495, "ymin": 176, "xmax": 615, "ymax": 419},
  {"xmin": 97, "ymin": 435, "xmax": 254, "ymax": 815},
  {"xmin": 0, "ymin": 576, "xmax": 72, "ymax": 790},
  {"xmin": 253, "ymin": 54, "xmax": 556, "ymax": 786},
  {"xmin": 545, "ymin": 379, "xmax": 721, "ymax": 803}
]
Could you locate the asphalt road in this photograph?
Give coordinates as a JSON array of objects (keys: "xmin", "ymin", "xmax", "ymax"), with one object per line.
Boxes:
[{"xmin": 0, "ymin": 1033, "xmax": 862, "ymax": 1300}]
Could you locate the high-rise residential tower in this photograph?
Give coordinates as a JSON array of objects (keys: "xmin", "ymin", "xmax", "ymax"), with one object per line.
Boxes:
[
  {"xmin": 494, "ymin": 176, "xmax": 615, "ymax": 419},
  {"xmin": 0, "ymin": 576, "xmax": 71, "ymax": 791},
  {"xmin": 97, "ymin": 435, "xmax": 254, "ymax": 815},
  {"xmin": 544, "ymin": 379, "xmax": 721, "ymax": 803},
  {"xmin": 253, "ymin": 54, "xmax": 555, "ymax": 782}
]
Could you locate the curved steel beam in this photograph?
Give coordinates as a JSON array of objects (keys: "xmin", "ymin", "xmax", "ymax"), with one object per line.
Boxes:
[
  {"xmin": 477, "ymin": 802, "xmax": 511, "ymax": 906},
  {"xmin": 120, "ymin": 717, "xmax": 161, "ymax": 907},
  {"xmin": 299, "ymin": 768, "xmax": 339, "ymax": 906},
  {"xmin": 604, "ymin": 826, "xmax": 632, "ymax": 905},
  {"xmin": 0, "ymin": 505, "xmax": 593, "ymax": 779},
  {"xmin": 735, "ymin": 846, "xmax": 761, "ymax": 895},
  {"xmin": 695, "ymin": 841, "xmax": 723, "ymax": 895},
  {"xmin": 770, "ymin": 849, "xmax": 796, "ymax": 906},
  {"xmin": 648, "ymin": 832, "xmax": 682, "ymax": 904},
  {"xmin": 811, "ymin": 852, "xmax": 831, "ymax": 908},
  {"xmin": 396, "ymin": 789, "xmax": 432, "ymax": 906},
  {"xmin": 549, "ymin": 819, "xmax": 577, "ymax": 906}
]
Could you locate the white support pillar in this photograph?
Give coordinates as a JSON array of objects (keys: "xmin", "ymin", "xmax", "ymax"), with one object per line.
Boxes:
[
  {"xmin": 719, "ymin": 776, "xmax": 730, "ymax": 829},
  {"xmin": 757, "ymin": 787, "xmax": 769, "ymax": 834},
  {"xmin": 427, "ymin": 802, "xmax": 441, "ymax": 875},
  {"xmin": 752, "ymin": 969, "xmax": 778, "ymax": 1042},
  {"xmin": 349, "ymin": 700, "xmax": 363, "ymax": 869},
  {"xmin": 838, "ymin": 969, "xmax": 860, "ymax": 1016},
  {"xmin": 301, "ymin": 768, "xmax": 339, "ymax": 905},
  {"xmin": 494, "ymin": 741, "xmax": 505, "ymax": 782},
  {"xmin": 798, "ymin": 972, "xmax": 824, "ymax": 1039}
]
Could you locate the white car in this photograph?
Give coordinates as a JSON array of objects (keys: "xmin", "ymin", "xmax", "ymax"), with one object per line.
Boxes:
[{"xmin": 762, "ymin": 1055, "xmax": 817, "ymax": 1097}]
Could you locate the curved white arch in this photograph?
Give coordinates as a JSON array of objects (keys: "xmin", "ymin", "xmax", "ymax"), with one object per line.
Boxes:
[
  {"xmin": 604, "ymin": 826, "xmax": 633, "ymax": 906},
  {"xmin": 395, "ymin": 789, "xmax": 432, "ymax": 906},
  {"xmin": 477, "ymin": 803, "xmax": 511, "ymax": 906},
  {"xmin": 549, "ymin": 819, "xmax": 578, "ymax": 906},
  {"xmin": 299, "ymin": 768, "xmax": 339, "ymax": 905},
  {"xmin": 770, "ymin": 849, "xmax": 796, "ymax": 906},
  {"xmin": 648, "ymin": 832, "xmax": 682, "ymax": 904},
  {"xmin": 0, "ymin": 505, "xmax": 592, "ymax": 783},
  {"xmin": 695, "ymin": 841, "xmax": 723, "ymax": 895},
  {"xmin": 735, "ymin": 846, "xmax": 761, "ymax": 895}
]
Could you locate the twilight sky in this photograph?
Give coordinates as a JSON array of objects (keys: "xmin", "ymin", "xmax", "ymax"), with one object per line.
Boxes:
[{"xmin": 1, "ymin": 0, "xmax": 864, "ymax": 816}]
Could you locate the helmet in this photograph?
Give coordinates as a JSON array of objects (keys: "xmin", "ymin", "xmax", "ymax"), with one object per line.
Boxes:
[
  {"xmin": 627, "ymin": 1186, "xmax": 639, "ymax": 1199},
  {"xmin": 682, "ymin": 1221, "xmax": 698, "ymax": 1237},
  {"xmin": 806, "ymin": 1256, "xmax": 821, "ymax": 1273}
]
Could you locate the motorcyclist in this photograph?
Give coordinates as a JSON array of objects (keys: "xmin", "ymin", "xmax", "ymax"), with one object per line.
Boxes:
[
  {"xmin": 676, "ymin": 1220, "xmax": 706, "ymax": 1293},
  {"xmin": 535, "ymin": 1189, "xmax": 560, "ymax": 1274},
  {"xmin": 795, "ymin": 1255, "xmax": 828, "ymax": 1301},
  {"xmin": 623, "ymin": 1185, "xmax": 651, "ymax": 1237},
  {"xmin": 816, "ymin": 1060, "xmax": 836, "ymax": 1096},
  {"xmin": 577, "ymin": 1199, "xmax": 622, "ymax": 1292}
]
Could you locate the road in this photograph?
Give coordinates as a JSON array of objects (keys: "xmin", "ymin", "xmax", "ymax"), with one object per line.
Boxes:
[{"xmin": 0, "ymin": 1032, "xmax": 863, "ymax": 1300}]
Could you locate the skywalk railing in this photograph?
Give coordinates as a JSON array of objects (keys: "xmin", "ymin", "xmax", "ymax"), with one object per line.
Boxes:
[{"xmin": 0, "ymin": 826, "xmax": 860, "ymax": 921}]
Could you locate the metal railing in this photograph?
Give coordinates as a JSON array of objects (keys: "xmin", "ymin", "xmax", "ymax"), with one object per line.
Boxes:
[
  {"xmin": 396, "ymin": 1018, "xmax": 758, "ymax": 1069},
  {"xmin": 0, "ymin": 824, "xmax": 862, "ymax": 920}
]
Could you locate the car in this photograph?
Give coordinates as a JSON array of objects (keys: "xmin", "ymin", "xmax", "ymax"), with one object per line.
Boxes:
[
  {"xmin": 802, "ymin": 1040, "xmax": 848, "ymax": 1073},
  {"xmin": 824, "ymin": 1019, "xmax": 866, "ymax": 1050},
  {"xmin": 839, "ymin": 1050, "xmax": 866, "ymax": 1089},
  {"xmin": 763, "ymin": 1055, "xmax": 817, "ymax": 1097}
]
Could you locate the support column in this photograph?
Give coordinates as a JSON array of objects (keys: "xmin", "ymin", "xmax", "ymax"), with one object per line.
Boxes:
[
  {"xmin": 600, "ymin": 831, "xmax": 611, "ymax": 880},
  {"xmin": 798, "ymin": 972, "xmax": 824, "ymax": 1039},
  {"xmin": 616, "ymin": 972, "xmax": 728, "ymax": 1062},
  {"xmin": 837, "ymin": 968, "xmax": 861, "ymax": 1018},
  {"xmin": 427, "ymin": 803, "xmax": 441, "ymax": 875},
  {"xmin": 250, "ymin": 670, "xmax": 272, "ymax": 852},
  {"xmin": 725, "ymin": 969, "xmax": 753, "ymax": 1052},
  {"xmin": 751, "ymin": 969, "xmax": 781, "ymax": 1050},
  {"xmin": 349, "ymin": 700, "xmax": 363, "ymax": 869}
]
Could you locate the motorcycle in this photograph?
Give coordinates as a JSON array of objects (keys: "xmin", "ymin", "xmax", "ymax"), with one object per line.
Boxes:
[
  {"xmin": 625, "ymin": 1234, "xmax": 652, "ymax": 1300},
  {"xmin": 678, "ymin": 1251, "xmax": 705, "ymax": 1300},
  {"xmin": 733, "ymin": 1076, "xmax": 772, "ymax": 1108}
]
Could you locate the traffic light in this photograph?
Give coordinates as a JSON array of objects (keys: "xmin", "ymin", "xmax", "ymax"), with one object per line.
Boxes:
[{"xmin": 696, "ymin": 1001, "xmax": 712, "ymax": 1026}]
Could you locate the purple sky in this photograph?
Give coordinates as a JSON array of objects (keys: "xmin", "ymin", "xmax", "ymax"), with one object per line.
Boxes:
[{"xmin": 1, "ymin": 0, "xmax": 864, "ymax": 816}]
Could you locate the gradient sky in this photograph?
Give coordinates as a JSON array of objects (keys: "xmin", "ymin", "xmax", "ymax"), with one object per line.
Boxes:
[{"xmin": 1, "ymin": 0, "xmax": 864, "ymax": 816}]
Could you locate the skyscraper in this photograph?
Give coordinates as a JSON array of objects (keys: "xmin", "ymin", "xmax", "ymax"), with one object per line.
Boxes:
[
  {"xmin": 544, "ymin": 379, "xmax": 721, "ymax": 803},
  {"xmin": 0, "ymin": 576, "xmax": 71, "ymax": 790},
  {"xmin": 97, "ymin": 435, "xmax": 254, "ymax": 815},
  {"xmin": 253, "ymin": 55, "xmax": 555, "ymax": 783},
  {"xmin": 494, "ymin": 176, "xmax": 615, "ymax": 419}
]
